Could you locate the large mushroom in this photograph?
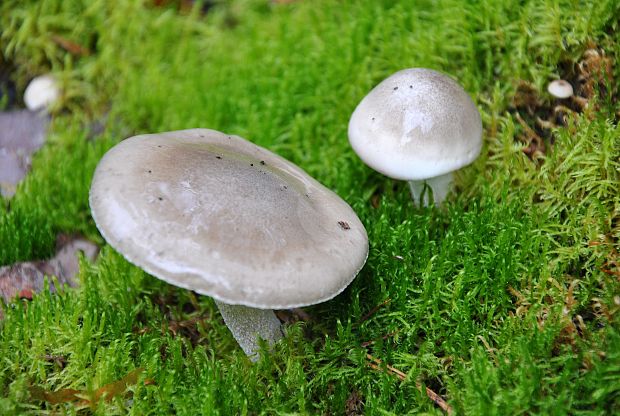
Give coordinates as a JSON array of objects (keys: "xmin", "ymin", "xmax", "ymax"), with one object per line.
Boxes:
[
  {"xmin": 89, "ymin": 129, "xmax": 368, "ymax": 359},
  {"xmin": 348, "ymin": 68, "xmax": 482, "ymax": 206}
]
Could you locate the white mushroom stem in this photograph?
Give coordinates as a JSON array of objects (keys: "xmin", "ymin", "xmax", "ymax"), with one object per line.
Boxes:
[
  {"xmin": 214, "ymin": 300, "xmax": 283, "ymax": 361},
  {"xmin": 408, "ymin": 172, "xmax": 453, "ymax": 206}
]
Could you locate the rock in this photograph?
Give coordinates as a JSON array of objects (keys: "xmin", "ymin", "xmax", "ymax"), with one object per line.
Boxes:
[
  {"xmin": 0, "ymin": 109, "xmax": 49, "ymax": 197},
  {"xmin": 0, "ymin": 236, "xmax": 99, "ymax": 314}
]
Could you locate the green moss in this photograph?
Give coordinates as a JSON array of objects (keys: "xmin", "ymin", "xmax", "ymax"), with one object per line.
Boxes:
[{"xmin": 1, "ymin": 0, "xmax": 618, "ymax": 413}]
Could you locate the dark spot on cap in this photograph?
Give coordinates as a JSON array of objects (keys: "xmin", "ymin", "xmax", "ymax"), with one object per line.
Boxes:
[
  {"xmin": 409, "ymin": 85, "xmax": 413, "ymax": 88},
  {"xmin": 250, "ymin": 163, "xmax": 254, "ymax": 166},
  {"xmin": 148, "ymin": 170, "xmax": 152, "ymax": 173},
  {"xmin": 158, "ymin": 196, "xmax": 163, "ymax": 201},
  {"xmin": 371, "ymin": 117, "xmax": 375, "ymax": 121},
  {"xmin": 216, "ymin": 156, "xmax": 222, "ymax": 159},
  {"xmin": 260, "ymin": 160, "xmax": 265, "ymax": 165},
  {"xmin": 393, "ymin": 87, "xmax": 398, "ymax": 90},
  {"xmin": 338, "ymin": 221, "xmax": 350, "ymax": 230}
]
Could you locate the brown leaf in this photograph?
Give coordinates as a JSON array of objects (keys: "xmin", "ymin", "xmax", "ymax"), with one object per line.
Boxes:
[
  {"xmin": 144, "ymin": 378, "xmax": 156, "ymax": 386},
  {"xmin": 29, "ymin": 385, "xmax": 82, "ymax": 405},
  {"xmin": 29, "ymin": 368, "xmax": 146, "ymax": 407},
  {"xmin": 91, "ymin": 368, "xmax": 144, "ymax": 403},
  {"xmin": 51, "ymin": 35, "xmax": 90, "ymax": 56}
]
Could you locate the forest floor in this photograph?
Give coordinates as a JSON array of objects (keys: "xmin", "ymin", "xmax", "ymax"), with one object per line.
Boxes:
[{"xmin": 1, "ymin": 0, "xmax": 619, "ymax": 414}]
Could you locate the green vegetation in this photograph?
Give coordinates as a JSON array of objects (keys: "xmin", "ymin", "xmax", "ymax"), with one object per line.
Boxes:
[{"xmin": 1, "ymin": 0, "xmax": 619, "ymax": 413}]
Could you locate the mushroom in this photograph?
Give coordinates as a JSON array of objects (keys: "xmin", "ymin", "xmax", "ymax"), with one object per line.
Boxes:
[
  {"xmin": 547, "ymin": 79, "xmax": 573, "ymax": 99},
  {"xmin": 89, "ymin": 129, "xmax": 368, "ymax": 360},
  {"xmin": 348, "ymin": 68, "xmax": 482, "ymax": 206},
  {"xmin": 23, "ymin": 75, "xmax": 60, "ymax": 113}
]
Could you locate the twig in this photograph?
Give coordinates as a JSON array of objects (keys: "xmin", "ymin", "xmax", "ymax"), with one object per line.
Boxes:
[
  {"xmin": 358, "ymin": 298, "xmax": 391, "ymax": 324},
  {"xmin": 366, "ymin": 353, "xmax": 453, "ymax": 414},
  {"xmin": 360, "ymin": 330, "xmax": 400, "ymax": 347}
]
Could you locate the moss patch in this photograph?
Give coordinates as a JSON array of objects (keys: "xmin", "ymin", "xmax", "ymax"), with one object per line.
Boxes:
[{"xmin": 1, "ymin": 0, "xmax": 619, "ymax": 413}]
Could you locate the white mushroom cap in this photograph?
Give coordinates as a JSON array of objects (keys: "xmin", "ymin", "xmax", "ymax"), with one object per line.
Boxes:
[
  {"xmin": 348, "ymin": 68, "xmax": 482, "ymax": 181},
  {"xmin": 90, "ymin": 129, "xmax": 368, "ymax": 309},
  {"xmin": 547, "ymin": 79, "xmax": 573, "ymax": 99},
  {"xmin": 23, "ymin": 75, "xmax": 60, "ymax": 112}
]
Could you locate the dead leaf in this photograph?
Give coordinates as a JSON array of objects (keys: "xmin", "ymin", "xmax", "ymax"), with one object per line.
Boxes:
[
  {"xmin": 29, "ymin": 385, "xmax": 82, "ymax": 404},
  {"xmin": 91, "ymin": 368, "xmax": 144, "ymax": 403},
  {"xmin": 29, "ymin": 368, "xmax": 146, "ymax": 408},
  {"xmin": 51, "ymin": 35, "xmax": 90, "ymax": 56},
  {"xmin": 143, "ymin": 378, "xmax": 156, "ymax": 386}
]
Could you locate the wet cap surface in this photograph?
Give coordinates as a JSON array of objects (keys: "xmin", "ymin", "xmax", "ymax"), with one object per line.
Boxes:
[
  {"xmin": 90, "ymin": 129, "xmax": 368, "ymax": 309},
  {"xmin": 348, "ymin": 68, "xmax": 482, "ymax": 180}
]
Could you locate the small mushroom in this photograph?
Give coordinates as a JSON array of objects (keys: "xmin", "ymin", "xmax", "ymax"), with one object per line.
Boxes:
[
  {"xmin": 547, "ymin": 79, "xmax": 573, "ymax": 99},
  {"xmin": 89, "ymin": 129, "xmax": 368, "ymax": 360},
  {"xmin": 348, "ymin": 68, "xmax": 482, "ymax": 206},
  {"xmin": 23, "ymin": 75, "xmax": 60, "ymax": 112}
]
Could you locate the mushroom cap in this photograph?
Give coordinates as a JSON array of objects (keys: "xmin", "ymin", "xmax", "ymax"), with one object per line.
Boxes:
[
  {"xmin": 348, "ymin": 68, "xmax": 482, "ymax": 181},
  {"xmin": 547, "ymin": 79, "xmax": 573, "ymax": 99},
  {"xmin": 23, "ymin": 75, "xmax": 60, "ymax": 112},
  {"xmin": 90, "ymin": 129, "xmax": 368, "ymax": 309}
]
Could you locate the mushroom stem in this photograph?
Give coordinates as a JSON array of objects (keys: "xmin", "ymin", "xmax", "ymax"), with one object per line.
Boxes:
[
  {"xmin": 407, "ymin": 172, "xmax": 453, "ymax": 206},
  {"xmin": 214, "ymin": 300, "xmax": 284, "ymax": 361}
]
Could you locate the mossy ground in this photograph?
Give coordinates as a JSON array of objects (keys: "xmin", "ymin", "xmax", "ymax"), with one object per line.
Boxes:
[{"xmin": 1, "ymin": 0, "xmax": 619, "ymax": 414}]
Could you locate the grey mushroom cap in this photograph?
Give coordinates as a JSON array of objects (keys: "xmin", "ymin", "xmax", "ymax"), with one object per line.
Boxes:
[
  {"xmin": 90, "ymin": 129, "xmax": 368, "ymax": 309},
  {"xmin": 348, "ymin": 68, "xmax": 483, "ymax": 181}
]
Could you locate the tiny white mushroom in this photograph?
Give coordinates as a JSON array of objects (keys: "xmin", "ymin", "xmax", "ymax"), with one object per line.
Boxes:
[
  {"xmin": 348, "ymin": 68, "xmax": 482, "ymax": 206},
  {"xmin": 23, "ymin": 75, "xmax": 60, "ymax": 113},
  {"xmin": 547, "ymin": 79, "xmax": 573, "ymax": 99},
  {"xmin": 90, "ymin": 129, "xmax": 368, "ymax": 360}
]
